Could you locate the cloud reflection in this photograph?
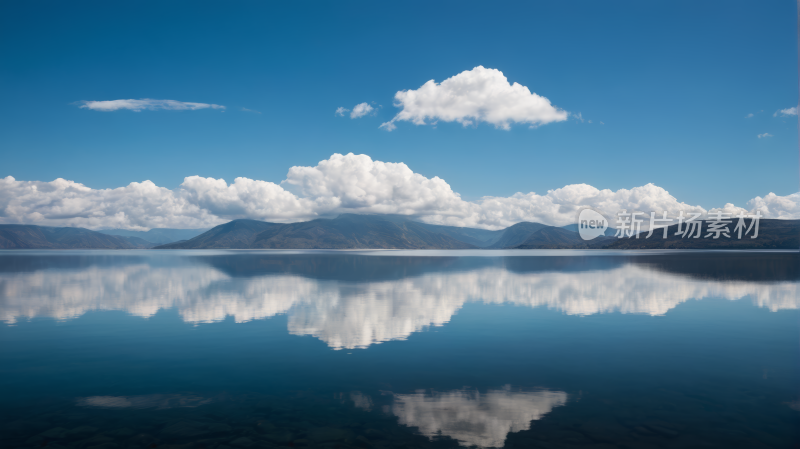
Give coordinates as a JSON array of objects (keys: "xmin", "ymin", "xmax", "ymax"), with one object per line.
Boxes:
[
  {"xmin": 77, "ymin": 394, "xmax": 212, "ymax": 409},
  {"xmin": 1, "ymin": 258, "xmax": 797, "ymax": 349},
  {"xmin": 390, "ymin": 386, "xmax": 567, "ymax": 448}
]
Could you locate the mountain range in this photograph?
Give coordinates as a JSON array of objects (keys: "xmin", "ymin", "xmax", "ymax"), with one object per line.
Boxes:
[
  {"xmin": 0, "ymin": 215, "xmax": 797, "ymax": 250},
  {"xmin": 0, "ymin": 225, "xmax": 152, "ymax": 249},
  {"xmin": 98, "ymin": 227, "xmax": 210, "ymax": 245},
  {"xmin": 605, "ymin": 219, "xmax": 800, "ymax": 249},
  {"xmin": 157, "ymin": 216, "xmax": 619, "ymax": 250},
  {"xmin": 157, "ymin": 215, "xmax": 475, "ymax": 249}
]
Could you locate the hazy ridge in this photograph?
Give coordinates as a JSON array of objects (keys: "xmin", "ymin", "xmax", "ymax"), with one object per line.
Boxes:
[{"xmin": 1, "ymin": 215, "xmax": 797, "ymax": 250}]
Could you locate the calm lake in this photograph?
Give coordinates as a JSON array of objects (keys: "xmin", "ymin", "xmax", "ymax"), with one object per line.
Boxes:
[{"xmin": 1, "ymin": 250, "xmax": 798, "ymax": 448}]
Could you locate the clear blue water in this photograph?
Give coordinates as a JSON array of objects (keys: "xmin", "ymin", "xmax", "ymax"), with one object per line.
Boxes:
[{"xmin": 0, "ymin": 250, "xmax": 798, "ymax": 448}]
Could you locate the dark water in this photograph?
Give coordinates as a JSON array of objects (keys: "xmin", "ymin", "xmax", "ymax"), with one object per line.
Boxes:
[{"xmin": 1, "ymin": 250, "xmax": 798, "ymax": 449}]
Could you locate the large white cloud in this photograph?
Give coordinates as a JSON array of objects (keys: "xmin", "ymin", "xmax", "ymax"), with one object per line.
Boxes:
[
  {"xmin": 748, "ymin": 191, "xmax": 800, "ymax": 219},
  {"xmin": 0, "ymin": 176, "xmax": 216, "ymax": 231},
  {"xmin": 282, "ymin": 153, "xmax": 468, "ymax": 217},
  {"xmin": 0, "ymin": 153, "xmax": 797, "ymax": 231},
  {"xmin": 180, "ymin": 175, "xmax": 319, "ymax": 222},
  {"xmin": 380, "ymin": 66, "xmax": 568, "ymax": 131},
  {"xmin": 78, "ymin": 99, "xmax": 225, "ymax": 112}
]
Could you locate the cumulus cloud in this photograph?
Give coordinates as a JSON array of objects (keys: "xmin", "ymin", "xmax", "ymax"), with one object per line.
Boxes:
[
  {"xmin": 757, "ymin": 133, "xmax": 773, "ymax": 139},
  {"xmin": 0, "ymin": 176, "xmax": 217, "ymax": 230},
  {"xmin": 282, "ymin": 153, "xmax": 467, "ymax": 219},
  {"xmin": 774, "ymin": 106, "xmax": 797, "ymax": 117},
  {"xmin": 350, "ymin": 102, "xmax": 374, "ymax": 118},
  {"xmin": 380, "ymin": 66, "xmax": 568, "ymax": 131},
  {"xmin": 748, "ymin": 192, "xmax": 800, "ymax": 219},
  {"xmin": 1, "ymin": 153, "xmax": 798, "ymax": 231},
  {"xmin": 78, "ymin": 99, "xmax": 225, "ymax": 112},
  {"xmin": 336, "ymin": 103, "xmax": 375, "ymax": 119}
]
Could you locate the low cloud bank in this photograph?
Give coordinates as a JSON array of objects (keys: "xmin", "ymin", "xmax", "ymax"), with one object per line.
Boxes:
[{"xmin": 0, "ymin": 153, "xmax": 797, "ymax": 231}]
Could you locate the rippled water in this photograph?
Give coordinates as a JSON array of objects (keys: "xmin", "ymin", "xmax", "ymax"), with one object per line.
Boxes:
[{"xmin": 1, "ymin": 250, "xmax": 798, "ymax": 448}]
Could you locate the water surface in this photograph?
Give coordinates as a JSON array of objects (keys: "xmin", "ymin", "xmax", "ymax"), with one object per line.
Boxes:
[{"xmin": 1, "ymin": 250, "xmax": 798, "ymax": 448}]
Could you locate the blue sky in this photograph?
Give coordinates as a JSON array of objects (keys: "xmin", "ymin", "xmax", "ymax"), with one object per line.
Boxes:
[{"xmin": 0, "ymin": 0, "xmax": 797, "ymax": 229}]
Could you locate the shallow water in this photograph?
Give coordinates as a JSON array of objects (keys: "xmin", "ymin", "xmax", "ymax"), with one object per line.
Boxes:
[{"xmin": 1, "ymin": 250, "xmax": 798, "ymax": 448}]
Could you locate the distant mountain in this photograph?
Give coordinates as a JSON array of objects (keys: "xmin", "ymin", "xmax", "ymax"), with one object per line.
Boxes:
[
  {"xmin": 156, "ymin": 219, "xmax": 281, "ymax": 249},
  {"xmin": 416, "ymin": 221, "xmax": 554, "ymax": 248},
  {"xmin": 117, "ymin": 236, "xmax": 158, "ymax": 248},
  {"xmin": 485, "ymin": 222, "xmax": 549, "ymax": 248},
  {"xmin": 561, "ymin": 223, "xmax": 618, "ymax": 237},
  {"xmin": 415, "ymin": 222, "xmax": 504, "ymax": 247},
  {"xmin": 7, "ymin": 216, "xmax": 795, "ymax": 251},
  {"xmin": 0, "ymin": 225, "xmax": 146, "ymax": 249},
  {"xmin": 158, "ymin": 215, "xmax": 800, "ymax": 250},
  {"xmin": 98, "ymin": 228, "xmax": 210, "ymax": 245},
  {"xmin": 604, "ymin": 219, "xmax": 799, "ymax": 249},
  {"xmin": 249, "ymin": 214, "xmax": 475, "ymax": 249},
  {"xmin": 513, "ymin": 226, "xmax": 613, "ymax": 249},
  {"xmin": 159, "ymin": 215, "xmax": 476, "ymax": 249}
]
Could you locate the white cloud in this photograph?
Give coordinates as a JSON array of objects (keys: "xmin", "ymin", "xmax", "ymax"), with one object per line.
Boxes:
[
  {"xmin": 180, "ymin": 175, "xmax": 318, "ymax": 221},
  {"xmin": 0, "ymin": 176, "xmax": 217, "ymax": 230},
  {"xmin": 1, "ymin": 153, "xmax": 798, "ymax": 231},
  {"xmin": 774, "ymin": 106, "xmax": 797, "ymax": 117},
  {"xmin": 379, "ymin": 121, "xmax": 397, "ymax": 131},
  {"xmin": 745, "ymin": 113, "xmax": 754, "ymax": 118},
  {"xmin": 282, "ymin": 153, "xmax": 469, "ymax": 220},
  {"xmin": 336, "ymin": 103, "xmax": 375, "ymax": 119},
  {"xmin": 350, "ymin": 102, "xmax": 374, "ymax": 118},
  {"xmin": 241, "ymin": 107, "xmax": 261, "ymax": 114},
  {"xmin": 757, "ymin": 133, "xmax": 773, "ymax": 139},
  {"xmin": 748, "ymin": 191, "xmax": 800, "ymax": 219},
  {"xmin": 78, "ymin": 99, "xmax": 225, "ymax": 112},
  {"xmin": 380, "ymin": 66, "xmax": 568, "ymax": 131}
]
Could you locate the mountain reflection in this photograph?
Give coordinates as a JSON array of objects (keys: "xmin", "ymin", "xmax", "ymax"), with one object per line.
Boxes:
[
  {"xmin": 382, "ymin": 386, "xmax": 567, "ymax": 448},
  {"xmin": 0, "ymin": 252, "xmax": 797, "ymax": 349}
]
